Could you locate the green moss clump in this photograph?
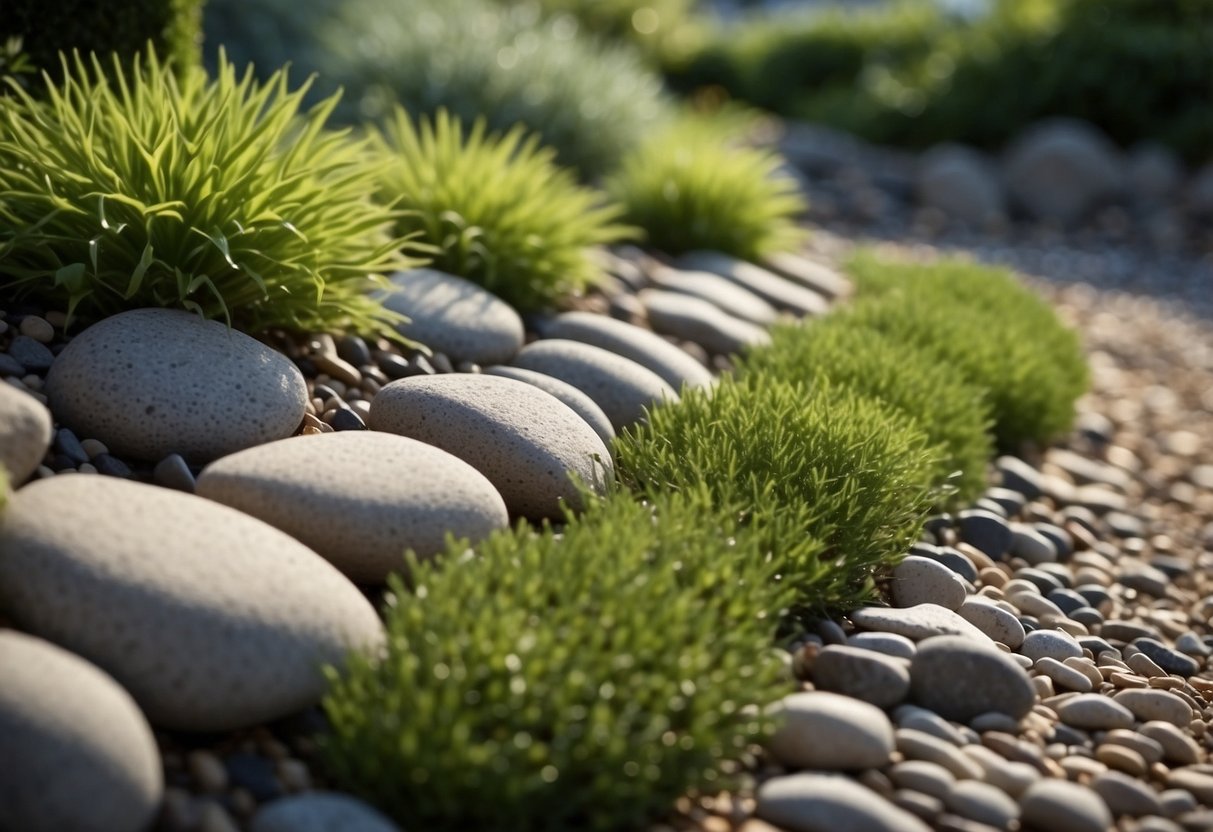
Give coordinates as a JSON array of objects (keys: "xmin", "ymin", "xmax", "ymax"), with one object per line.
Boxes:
[
  {"xmin": 606, "ymin": 118, "xmax": 807, "ymax": 259},
  {"xmin": 0, "ymin": 50, "xmax": 418, "ymax": 337},
  {"xmin": 1, "ymin": 0, "xmax": 203, "ymax": 83},
  {"xmin": 374, "ymin": 109, "xmax": 633, "ymax": 312},
  {"xmin": 616, "ymin": 376, "xmax": 939, "ymax": 612},
  {"xmin": 736, "ymin": 318, "xmax": 993, "ymax": 505},
  {"xmin": 320, "ymin": 490, "xmax": 792, "ymax": 832},
  {"xmin": 845, "ymin": 253, "xmax": 1089, "ymax": 451}
]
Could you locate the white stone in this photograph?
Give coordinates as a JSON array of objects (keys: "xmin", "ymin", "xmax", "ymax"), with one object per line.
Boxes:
[
  {"xmin": 639, "ymin": 289, "xmax": 772, "ymax": 357},
  {"xmin": 0, "ymin": 476, "xmax": 384, "ymax": 731},
  {"xmin": 44, "ymin": 308, "xmax": 307, "ymax": 463},
  {"xmin": 768, "ymin": 691, "xmax": 895, "ymax": 770},
  {"xmin": 197, "ymin": 432, "xmax": 509, "ymax": 583},
  {"xmin": 649, "ymin": 266, "xmax": 778, "ymax": 325},
  {"xmin": 674, "ymin": 250, "xmax": 829, "ymax": 316},
  {"xmin": 368, "ymin": 374, "xmax": 611, "ymax": 519},
  {"xmin": 892, "ymin": 556, "xmax": 967, "ymax": 610},
  {"xmin": 0, "ymin": 630, "xmax": 162, "ymax": 832},
  {"xmin": 0, "ymin": 383, "xmax": 52, "ymax": 484}
]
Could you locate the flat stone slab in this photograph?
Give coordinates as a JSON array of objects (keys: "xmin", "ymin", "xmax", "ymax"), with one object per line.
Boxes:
[{"xmin": 850, "ymin": 604, "xmax": 993, "ymax": 643}]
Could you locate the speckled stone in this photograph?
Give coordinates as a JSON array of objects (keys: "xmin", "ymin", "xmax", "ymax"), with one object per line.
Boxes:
[
  {"xmin": 649, "ymin": 266, "xmax": 779, "ymax": 325},
  {"xmin": 380, "ymin": 269, "xmax": 524, "ymax": 365},
  {"xmin": 638, "ymin": 289, "xmax": 772, "ymax": 356},
  {"xmin": 768, "ymin": 692, "xmax": 896, "ymax": 770},
  {"xmin": 850, "ymin": 604, "xmax": 993, "ymax": 643},
  {"xmin": 0, "ymin": 383, "xmax": 53, "ymax": 484},
  {"xmin": 512, "ymin": 339, "xmax": 677, "ymax": 432},
  {"xmin": 1019, "ymin": 629, "xmax": 1083, "ymax": 663},
  {"xmin": 251, "ymin": 793, "xmax": 401, "ymax": 832},
  {"xmin": 0, "ymin": 476, "xmax": 384, "ymax": 731},
  {"xmin": 482, "ymin": 365, "xmax": 615, "ymax": 448},
  {"xmin": 674, "ymin": 250, "xmax": 830, "ymax": 316},
  {"xmin": 957, "ymin": 597, "xmax": 1025, "ymax": 649},
  {"xmin": 197, "ymin": 432, "xmax": 509, "ymax": 583},
  {"xmin": 368, "ymin": 374, "xmax": 611, "ymax": 519},
  {"xmin": 811, "ymin": 645, "xmax": 911, "ymax": 708},
  {"xmin": 892, "ymin": 556, "xmax": 968, "ymax": 610},
  {"xmin": 44, "ymin": 309, "xmax": 307, "ymax": 463},
  {"xmin": 757, "ymin": 774, "xmax": 931, "ymax": 832},
  {"xmin": 909, "ymin": 635, "xmax": 1035, "ymax": 721},
  {"xmin": 0, "ymin": 630, "xmax": 162, "ymax": 832},
  {"xmin": 536, "ymin": 311, "xmax": 714, "ymax": 391}
]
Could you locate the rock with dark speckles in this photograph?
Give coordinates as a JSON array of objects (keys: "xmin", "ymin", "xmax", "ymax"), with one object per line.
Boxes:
[
  {"xmin": 0, "ymin": 476, "xmax": 384, "ymax": 732},
  {"xmin": 482, "ymin": 365, "xmax": 615, "ymax": 449},
  {"xmin": 198, "ymin": 432, "xmax": 509, "ymax": 583},
  {"xmin": 369, "ymin": 374, "xmax": 611, "ymax": 519},
  {"xmin": 44, "ymin": 309, "xmax": 307, "ymax": 463}
]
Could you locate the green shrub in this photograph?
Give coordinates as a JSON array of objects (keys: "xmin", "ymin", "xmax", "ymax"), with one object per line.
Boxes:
[
  {"xmin": 374, "ymin": 109, "xmax": 632, "ymax": 312},
  {"xmin": 615, "ymin": 376, "xmax": 939, "ymax": 611},
  {"xmin": 736, "ymin": 318, "xmax": 993, "ymax": 505},
  {"xmin": 606, "ymin": 118, "xmax": 806, "ymax": 259},
  {"xmin": 524, "ymin": 0, "xmax": 698, "ymax": 55},
  {"xmin": 844, "ymin": 253, "xmax": 1088, "ymax": 451},
  {"xmin": 320, "ymin": 489, "xmax": 793, "ymax": 832},
  {"xmin": 0, "ymin": 51, "xmax": 416, "ymax": 336},
  {"xmin": 1, "ymin": 0, "xmax": 203, "ymax": 84}
]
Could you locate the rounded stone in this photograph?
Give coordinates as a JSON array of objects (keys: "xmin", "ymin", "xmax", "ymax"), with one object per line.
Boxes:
[
  {"xmin": 511, "ymin": 339, "xmax": 677, "ymax": 432},
  {"xmin": 381, "ymin": 268, "xmax": 524, "ymax": 365},
  {"xmin": 0, "ymin": 476, "xmax": 384, "ymax": 732},
  {"xmin": 482, "ymin": 365, "xmax": 615, "ymax": 448},
  {"xmin": 957, "ymin": 597, "xmax": 1025, "ymax": 649},
  {"xmin": 674, "ymin": 250, "xmax": 830, "ymax": 316},
  {"xmin": 811, "ymin": 645, "xmax": 911, "ymax": 708},
  {"xmin": 957, "ymin": 509, "xmax": 1012, "ymax": 559},
  {"xmin": 1056, "ymin": 694, "xmax": 1136, "ymax": 730},
  {"xmin": 892, "ymin": 556, "xmax": 968, "ymax": 610},
  {"xmin": 44, "ymin": 308, "xmax": 307, "ymax": 463},
  {"xmin": 0, "ymin": 383, "xmax": 53, "ymax": 484},
  {"xmin": 197, "ymin": 432, "xmax": 509, "ymax": 583},
  {"xmin": 536, "ymin": 311, "xmax": 713, "ymax": 391},
  {"xmin": 889, "ymin": 760, "xmax": 955, "ymax": 799},
  {"xmin": 368, "ymin": 374, "xmax": 611, "ymax": 519},
  {"xmin": 0, "ymin": 630, "xmax": 162, "ymax": 832},
  {"xmin": 1141, "ymin": 720, "xmax": 1201, "ymax": 765},
  {"xmin": 850, "ymin": 604, "xmax": 993, "ymax": 643},
  {"xmin": 849, "ymin": 631, "xmax": 918, "ymax": 660},
  {"xmin": 649, "ymin": 266, "xmax": 778, "ymax": 325},
  {"xmin": 251, "ymin": 793, "xmax": 401, "ymax": 832},
  {"xmin": 768, "ymin": 692, "xmax": 896, "ymax": 771},
  {"xmin": 757, "ymin": 773, "xmax": 931, "ymax": 832},
  {"xmin": 909, "ymin": 635, "xmax": 1035, "ymax": 721},
  {"xmin": 1019, "ymin": 778, "xmax": 1113, "ymax": 832},
  {"xmin": 1019, "ymin": 629, "xmax": 1084, "ymax": 663},
  {"xmin": 944, "ymin": 780, "xmax": 1020, "ymax": 829},
  {"xmin": 638, "ymin": 289, "xmax": 772, "ymax": 356},
  {"xmin": 1113, "ymin": 689, "xmax": 1193, "ymax": 727}
]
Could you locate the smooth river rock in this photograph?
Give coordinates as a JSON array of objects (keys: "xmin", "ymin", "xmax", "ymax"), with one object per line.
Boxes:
[
  {"xmin": 0, "ymin": 382, "xmax": 53, "ymax": 484},
  {"xmin": 482, "ymin": 365, "xmax": 615, "ymax": 448},
  {"xmin": 649, "ymin": 266, "xmax": 779, "ymax": 325},
  {"xmin": 380, "ymin": 269, "xmax": 524, "ymax": 365},
  {"xmin": 909, "ymin": 635, "xmax": 1035, "ymax": 721},
  {"xmin": 850, "ymin": 604, "xmax": 992, "ymax": 643},
  {"xmin": 251, "ymin": 793, "xmax": 401, "ymax": 832},
  {"xmin": 0, "ymin": 476, "xmax": 384, "ymax": 732},
  {"xmin": 511, "ymin": 339, "xmax": 677, "ymax": 432},
  {"xmin": 892, "ymin": 555, "xmax": 968, "ymax": 610},
  {"xmin": 674, "ymin": 250, "xmax": 830, "ymax": 316},
  {"xmin": 0, "ymin": 630, "xmax": 162, "ymax": 832},
  {"xmin": 1019, "ymin": 778, "xmax": 1113, "ymax": 832},
  {"xmin": 811, "ymin": 645, "xmax": 911, "ymax": 708},
  {"xmin": 368, "ymin": 374, "xmax": 611, "ymax": 519},
  {"xmin": 768, "ymin": 691, "xmax": 895, "ymax": 770},
  {"xmin": 197, "ymin": 432, "xmax": 509, "ymax": 583},
  {"xmin": 639, "ymin": 289, "xmax": 772, "ymax": 357},
  {"xmin": 535, "ymin": 311, "xmax": 713, "ymax": 391},
  {"xmin": 44, "ymin": 308, "xmax": 307, "ymax": 463},
  {"xmin": 757, "ymin": 773, "xmax": 932, "ymax": 832}
]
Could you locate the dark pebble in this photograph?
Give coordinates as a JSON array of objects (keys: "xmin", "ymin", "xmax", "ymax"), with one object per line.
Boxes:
[
  {"xmin": 923, "ymin": 514, "xmax": 953, "ymax": 539},
  {"xmin": 958, "ymin": 509, "xmax": 1013, "ymax": 560},
  {"xmin": 929, "ymin": 546, "xmax": 979, "ymax": 584},
  {"xmin": 223, "ymin": 752, "xmax": 282, "ymax": 802},
  {"xmin": 1076, "ymin": 585, "xmax": 1112, "ymax": 609},
  {"xmin": 1101, "ymin": 620, "xmax": 1163, "ymax": 642},
  {"xmin": 312, "ymin": 383, "xmax": 343, "ymax": 402},
  {"xmin": 50, "ymin": 453, "xmax": 77, "ymax": 472},
  {"xmin": 813, "ymin": 618, "xmax": 848, "ymax": 645},
  {"xmin": 1070, "ymin": 607, "xmax": 1105, "ymax": 628},
  {"xmin": 93, "ymin": 454, "xmax": 132, "ymax": 478},
  {"xmin": 1046, "ymin": 588, "xmax": 1089, "ymax": 615},
  {"xmin": 378, "ymin": 352, "xmax": 433, "ymax": 380},
  {"xmin": 1106, "ymin": 511, "xmax": 1146, "ymax": 538},
  {"xmin": 292, "ymin": 357, "xmax": 317, "ymax": 377},
  {"xmin": 1036, "ymin": 563, "xmax": 1074, "ymax": 588},
  {"xmin": 328, "ymin": 407, "xmax": 366, "ymax": 432},
  {"xmin": 8, "ymin": 335, "xmax": 54, "ymax": 372},
  {"xmin": 0, "ymin": 353, "xmax": 24, "ymax": 377},
  {"xmin": 337, "ymin": 335, "xmax": 372, "ymax": 368},
  {"xmin": 1078, "ymin": 636, "xmax": 1116, "ymax": 656},
  {"xmin": 909, "ymin": 542, "xmax": 940, "ymax": 559},
  {"xmin": 1151, "ymin": 555, "xmax": 1191, "ymax": 579},
  {"xmin": 1052, "ymin": 723, "xmax": 1091, "ymax": 747},
  {"xmin": 1016, "ymin": 567, "xmax": 1065, "ymax": 594},
  {"xmin": 1035, "ymin": 523, "xmax": 1074, "ymax": 558},
  {"xmin": 1133, "ymin": 638, "xmax": 1201, "ymax": 677},
  {"xmin": 997, "ymin": 456, "xmax": 1043, "ymax": 500},
  {"xmin": 1020, "ymin": 618, "xmax": 1039, "ymax": 633},
  {"xmin": 984, "ymin": 487, "xmax": 1027, "ymax": 517},
  {"xmin": 54, "ymin": 428, "xmax": 90, "ymax": 465}
]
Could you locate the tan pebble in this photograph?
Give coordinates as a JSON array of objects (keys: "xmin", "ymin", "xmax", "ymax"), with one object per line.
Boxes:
[
  {"xmin": 1113, "ymin": 671, "xmax": 1150, "ymax": 688},
  {"xmin": 1037, "ymin": 656, "xmax": 1095, "ymax": 692},
  {"xmin": 79, "ymin": 438, "xmax": 108, "ymax": 458},
  {"xmin": 1142, "ymin": 721, "xmax": 1202, "ymax": 765},
  {"xmin": 858, "ymin": 769, "xmax": 895, "ymax": 798},
  {"xmin": 1150, "ymin": 677, "xmax": 1186, "ymax": 691},
  {"xmin": 19, "ymin": 315, "xmax": 55, "ymax": 343},
  {"xmin": 44, "ymin": 311, "xmax": 68, "ymax": 328},
  {"xmin": 1055, "ymin": 619, "xmax": 1089, "ymax": 637},
  {"xmin": 1064, "ymin": 656, "xmax": 1105, "ymax": 688},
  {"xmin": 186, "ymin": 750, "xmax": 227, "ymax": 793},
  {"xmin": 701, "ymin": 816, "xmax": 731, "ymax": 832},
  {"xmin": 1129, "ymin": 652, "xmax": 1169, "ymax": 678},
  {"xmin": 278, "ymin": 758, "xmax": 311, "ymax": 792},
  {"xmin": 1062, "ymin": 755, "xmax": 1108, "ymax": 780},
  {"xmin": 1102, "ymin": 729, "xmax": 1165, "ymax": 764},
  {"xmin": 979, "ymin": 567, "xmax": 1008, "ymax": 589},
  {"xmin": 736, "ymin": 821, "xmax": 784, "ymax": 832},
  {"xmin": 1033, "ymin": 675, "xmax": 1056, "ymax": 698},
  {"xmin": 350, "ymin": 398, "xmax": 372, "ymax": 419},
  {"xmin": 1096, "ymin": 744, "xmax": 1149, "ymax": 777}
]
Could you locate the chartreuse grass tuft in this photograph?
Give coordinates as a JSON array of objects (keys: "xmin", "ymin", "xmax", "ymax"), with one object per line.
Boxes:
[
  {"xmin": 606, "ymin": 116, "xmax": 807, "ymax": 258},
  {"xmin": 320, "ymin": 488, "xmax": 793, "ymax": 832},
  {"xmin": 0, "ymin": 50, "xmax": 417, "ymax": 337},
  {"xmin": 372, "ymin": 108, "xmax": 633, "ymax": 312},
  {"xmin": 736, "ymin": 316, "xmax": 994, "ymax": 505},
  {"xmin": 845, "ymin": 252, "xmax": 1089, "ymax": 450},
  {"xmin": 616, "ymin": 375, "xmax": 940, "ymax": 613}
]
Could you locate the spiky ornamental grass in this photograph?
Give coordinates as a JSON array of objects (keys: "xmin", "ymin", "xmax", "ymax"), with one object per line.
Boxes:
[
  {"xmin": 845, "ymin": 253, "xmax": 1089, "ymax": 451},
  {"xmin": 321, "ymin": 489, "xmax": 793, "ymax": 832},
  {"xmin": 735, "ymin": 317, "xmax": 994, "ymax": 506},
  {"xmin": 606, "ymin": 118, "xmax": 807, "ymax": 259},
  {"xmin": 0, "ymin": 51, "xmax": 416, "ymax": 336},
  {"xmin": 615, "ymin": 376, "xmax": 940, "ymax": 613},
  {"xmin": 372, "ymin": 109, "xmax": 633, "ymax": 312}
]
